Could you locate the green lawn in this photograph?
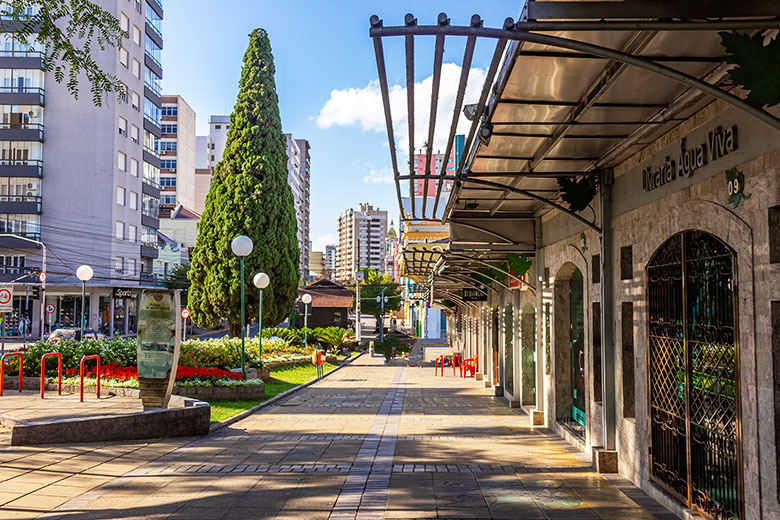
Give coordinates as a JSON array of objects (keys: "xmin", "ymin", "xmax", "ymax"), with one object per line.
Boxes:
[{"xmin": 208, "ymin": 361, "xmax": 342, "ymax": 424}]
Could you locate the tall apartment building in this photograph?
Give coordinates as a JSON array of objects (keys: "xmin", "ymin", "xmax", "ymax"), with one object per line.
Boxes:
[
  {"xmin": 192, "ymin": 115, "xmax": 229, "ymax": 213},
  {"xmin": 159, "ymin": 95, "xmax": 195, "ymax": 217},
  {"xmin": 324, "ymin": 245, "xmax": 336, "ymax": 275},
  {"xmin": 0, "ymin": 0, "xmax": 164, "ymax": 338},
  {"xmin": 335, "ymin": 204, "xmax": 388, "ymax": 283},
  {"xmin": 413, "ymin": 134, "xmax": 465, "ymax": 196},
  {"xmin": 285, "ymin": 134, "xmax": 310, "ymax": 281}
]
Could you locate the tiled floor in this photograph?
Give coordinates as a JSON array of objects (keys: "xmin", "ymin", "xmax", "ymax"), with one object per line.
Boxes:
[{"xmin": 0, "ymin": 354, "xmax": 677, "ymax": 519}]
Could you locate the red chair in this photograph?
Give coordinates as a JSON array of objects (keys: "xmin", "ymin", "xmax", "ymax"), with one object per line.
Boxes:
[
  {"xmin": 452, "ymin": 354, "xmax": 461, "ymax": 376},
  {"xmin": 462, "ymin": 354, "xmax": 478, "ymax": 378}
]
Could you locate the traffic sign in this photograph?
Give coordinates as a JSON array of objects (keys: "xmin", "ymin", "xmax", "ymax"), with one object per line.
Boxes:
[
  {"xmin": 181, "ymin": 308, "xmax": 190, "ymax": 320},
  {"xmin": 38, "ymin": 272, "xmax": 46, "ymax": 283},
  {"xmin": 0, "ymin": 285, "xmax": 12, "ymax": 313},
  {"xmin": 45, "ymin": 304, "xmax": 55, "ymax": 314}
]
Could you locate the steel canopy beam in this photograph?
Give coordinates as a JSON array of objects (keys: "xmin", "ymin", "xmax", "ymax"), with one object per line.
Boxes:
[
  {"xmin": 464, "ymin": 177, "xmax": 601, "ymax": 232},
  {"xmin": 526, "ymin": 1, "xmax": 780, "ymax": 20}
]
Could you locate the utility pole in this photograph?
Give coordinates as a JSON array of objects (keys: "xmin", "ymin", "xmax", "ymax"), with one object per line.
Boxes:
[{"xmin": 354, "ymin": 236, "xmax": 362, "ymax": 343}]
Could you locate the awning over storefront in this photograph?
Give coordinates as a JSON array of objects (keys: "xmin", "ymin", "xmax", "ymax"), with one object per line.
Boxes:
[{"xmin": 370, "ymin": 1, "xmax": 780, "ymax": 304}]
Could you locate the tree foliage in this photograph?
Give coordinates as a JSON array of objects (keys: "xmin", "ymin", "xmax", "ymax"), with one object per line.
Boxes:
[
  {"xmin": 162, "ymin": 263, "xmax": 190, "ymax": 306},
  {"xmin": 358, "ymin": 268, "xmax": 402, "ymax": 323},
  {"xmin": 188, "ymin": 29, "xmax": 299, "ymax": 335},
  {"xmin": 3, "ymin": 1, "xmax": 127, "ymax": 106},
  {"xmin": 720, "ymin": 31, "xmax": 780, "ymax": 108}
]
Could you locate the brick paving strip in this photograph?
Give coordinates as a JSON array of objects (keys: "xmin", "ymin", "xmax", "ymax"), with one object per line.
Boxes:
[{"xmin": 329, "ymin": 367, "xmax": 407, "ymax": 520}]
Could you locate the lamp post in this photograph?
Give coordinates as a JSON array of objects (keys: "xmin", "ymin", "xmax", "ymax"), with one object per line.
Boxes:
[
  {"xmin": 253, "ymin": 272, "xmax": 269, "ymax": 359},
  {"xmin": 301, "ymin": 293, "xmax": 312, "ymax": 349},
  {"xmin": 231, "ymin": 235, "xmax": 254, "ymax": 379},
  {"xmin": 376, "ymin": 292, "xmax": 388, "ymax": 342},
  {"xmin": 76, "ymin": 265, "xmax": 93, "ymax": 340}
]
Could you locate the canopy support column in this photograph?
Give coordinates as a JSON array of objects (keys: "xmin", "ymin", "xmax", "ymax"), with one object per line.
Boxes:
[{"xmin": 597, "ymin": 169, "xmax": 618, "ymax": 471}]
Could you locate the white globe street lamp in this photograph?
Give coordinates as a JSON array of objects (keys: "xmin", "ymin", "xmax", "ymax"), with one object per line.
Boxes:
[
  {"xmin": 231, "ymin": 235, "xmax": 254, "ymax": 379},
  {"xmin": 301, "ymin": 293, "xmax": 312, "ymax": 348},
  {"xmin": 76, "ymin": 265, "xmax": 93, "ymax": 340},
  {"xmin": 253, "ymin": 272, "xmax": 270, "ymax": 358}
]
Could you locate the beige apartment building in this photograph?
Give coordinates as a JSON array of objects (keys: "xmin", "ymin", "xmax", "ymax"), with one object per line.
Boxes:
[
  {"xmin": 335, "ymin": 204, "xmax": 388, "ymax": 283},
  {"xmin": 159, "ymin": 95, "xmax": 196, "ymax": 216}
]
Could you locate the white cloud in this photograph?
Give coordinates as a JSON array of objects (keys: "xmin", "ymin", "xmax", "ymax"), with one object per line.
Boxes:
[
  {"xmin": 316, "ymin": 63, "xmax": 486, "ymax": 156},
  {"xmin": 363, "ymin": 167, "xmax": 394, "ymax": 184},
  {"xmin": 312, "ymin": 233, "xmax": 336, "ymax": 252}
]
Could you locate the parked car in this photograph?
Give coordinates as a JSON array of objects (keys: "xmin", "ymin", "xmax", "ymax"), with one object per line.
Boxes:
[{"xmin": 46, "ymin": 329, "xmax": 108, "ymax": 344}]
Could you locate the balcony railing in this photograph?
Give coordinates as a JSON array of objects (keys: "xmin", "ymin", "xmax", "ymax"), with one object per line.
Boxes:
[
  {"xmin": 145, "ymin": 49, "xmax": 162, "ymax": 69},
  {"xmin": 144, "ymin": 79, "xmax": 161, "ymax": 97},
  {"xmin": 145, "ymin": 17, "xmax": 162, "ymax": 39},
  {"xmin": 142, "ymin": 176, "xmax": 160, "ymax": 189},
  {"xmin": 142, "ymin": 208, "xmax": 159, "ymax": 220},
  {"xmin": 0, "ymin": 195, "xmax": 39, "ymax": 203},
  {"xmin": 144, "ymin": 113, "xmax": 161, "ymax": 129},
  {"xmin": 143, "ymin": 145, "xmax": 159, "ymax": 158},
  {"xmin": 0, "ymin": 49, "xmax": 42, "ymax": 58}
]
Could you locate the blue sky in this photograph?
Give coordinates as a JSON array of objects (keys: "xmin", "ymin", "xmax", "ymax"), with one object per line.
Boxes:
[{"xmin": 161, "ymin": 0, "xmax": 524, "ymax": 251}]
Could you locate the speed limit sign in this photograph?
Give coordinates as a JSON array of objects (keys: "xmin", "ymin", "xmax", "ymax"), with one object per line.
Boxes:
[
  {"xmin": 0, "ymin": 285, "xmax": 12, "ymax": 313},
  {"xmin": 181, "ymin": 308, "xmax": 190, "ymax": 320},
  {"xmin": 45, "ymin": 304, "xmax": 55, "ymax": 314}
]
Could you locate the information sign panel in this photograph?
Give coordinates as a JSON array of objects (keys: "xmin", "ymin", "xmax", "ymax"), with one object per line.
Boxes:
[{"xmin": 136, "ymin": 289, "xmax": 181, "ymax": 408}]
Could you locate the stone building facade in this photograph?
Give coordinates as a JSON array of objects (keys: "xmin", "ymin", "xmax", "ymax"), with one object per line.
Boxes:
[{"xmin": 449, "ymin": 99, "xmax": 780, "ymax": 520}]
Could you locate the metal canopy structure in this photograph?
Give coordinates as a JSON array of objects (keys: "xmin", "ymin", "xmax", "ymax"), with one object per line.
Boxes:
[{"xmin": 369, "ymin": 0, "xmax": 780, "ymax": 306}]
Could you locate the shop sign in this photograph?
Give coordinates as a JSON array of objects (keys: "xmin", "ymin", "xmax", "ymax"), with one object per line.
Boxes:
[
  {"xmin": 642, "ymin": 125, "xmax": 739, "ymax": 192},
  {"xmin": 462, "ymin": 288, "xmax": 487, "ymax": 302},
  {"xmin": 136, "ymin": 289, "xmax": 181, "ymax": 408},
  {"xmin": 113, "ymin": 287, "xmax": 134, "ymax": 299}
]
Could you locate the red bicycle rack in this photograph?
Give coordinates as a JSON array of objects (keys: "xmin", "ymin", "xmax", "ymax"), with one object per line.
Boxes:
[
  {"xmin": 0, "ymin": 352, "xmax": 23, "ymax": 396},
  {"xmin": 40, "ymin": 352, "xmax": 62, "ymax": 399},
  {"xmin": 80, "ymin": 354, "xmax": 101, "ymax": 402}
]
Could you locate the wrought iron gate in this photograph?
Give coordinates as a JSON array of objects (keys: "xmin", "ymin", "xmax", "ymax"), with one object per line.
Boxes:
[{"xmin": 647, "ymin": 230, "xmax": 742, "ymax": 520}]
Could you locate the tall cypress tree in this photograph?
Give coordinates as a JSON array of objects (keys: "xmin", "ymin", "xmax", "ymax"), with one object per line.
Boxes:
[{"xmin": 188, "ymin": 29, "xmax": 299, "ymax": 335}]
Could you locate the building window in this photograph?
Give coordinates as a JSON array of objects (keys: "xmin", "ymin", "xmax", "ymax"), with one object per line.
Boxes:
[
  {"xmin": 592, "ymin": 301, "xmax": 602, "ymax": 402},
  {"xmin": 132, "ymin": 25, "xmax": 141, "ymax": 46},
  {"xmin": 159, "ymin": 176, "xmax": 176, "ymax": 187},
  {"xmin": 129, "ymin": 191, "xmax": 138, "ymax": 210},
  {"xmin": 115, "ymin": 221, "xmax": 125, "ymax": 240},
  {"xmin": 132, "ymin": 58, "xmax": 140, "ymax": 79},
  {"xmin": 1, "ymin": 105, "xmax": 43, "ymax": 128},
  {"xmin": 126, "ymin": 258, "xmax": 136, "ymax": 276},
  {"xmin": 160, "ymin": 194, "xmax": 176, "ymax": 205},
  {"xmin": 119, "ymin": 47, "xmax": 128, "ymax": 68},
  {"xmin": 131, "ymin": 91, "xmax": 140, "ymax": 112},
  {"xmin": 0, "ymin": 254, "xmax": 24, "ymax": 274},
  {"xmin": 770, "ymin": 206, "xmax": 780, "ymax": 263},
  {"xmin": 118, "ymin": 116, "xmax": 127, "ymax": 137},
  {"xmin": 620, "ymin": 245, "xmax": 633, "ymax": 280},
  {"xmin": 591, "ymin": 254, "xmax": 600, "ymax": 284},
  {"xmin": 159, "ymin": 141, "xmax": 177, "ymax": 152},
  {"xmin": 621, "ymin": 301, "xmax": 635, "ymax": 419},
  {"xmin": 160, "ymin": 124, "xmax": 177, "ymax": 134},
  {"xmin": 130, "ymin": 157, "xmax": 139, "ymax": 177},
  {"xmin": 161, "ymin": 106, "xmax": 178, "ymax": 118},
  {"xmin": 214, "ymin": 124, "xmax": 221, "ymax": 129},
  {"xmin": 144, "ymin": 97, "xmax": 160, "ymax": 126},
  {"xmin": 160, "ymin": 159, "xmax": 176, "ymax": 170},
  {"xmin": 117, "ymin": 152, "xmax": 126, "ymax": 171},
  {"xmin": 145, "ymin": 66, "xmax": 161, "ymax": 95},
  {"xmin": 128, "ymin": 224, "xmax": 137, "ymax": 243},
  {"xmin": 116, "ymin": 186, "xmax": 125, "ymax": 205},
  {"xmin": 131, "ymin": 125, "xmax": 139, "ymax": 144},
  {"xmin": 120, "ymin": 12, "xmax": 129, "ymax": 32},
  {"xmin": 142, "ymin": 226, "xmax": 156, "ymax": 246},
  {"xmin": 115, "ymin": 256, "xmax": 123, "ymax": 274}
]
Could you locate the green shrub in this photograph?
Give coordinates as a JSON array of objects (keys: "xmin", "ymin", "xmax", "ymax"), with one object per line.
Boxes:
[
  {"xmin": 21, "ymin": 338, "xmax": 137, "ymax": 376},
  {"xmin": 373, "ymin": 335, "xmax": 410, "ymax": 360}
]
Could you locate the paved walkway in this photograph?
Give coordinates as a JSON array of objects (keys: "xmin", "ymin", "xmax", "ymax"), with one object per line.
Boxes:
[{"xmin": 0, "ymin": 354, "xmax": 677, "ymax": 519}]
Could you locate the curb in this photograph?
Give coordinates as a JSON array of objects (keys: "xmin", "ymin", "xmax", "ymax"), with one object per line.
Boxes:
[{"xmin": 209, "ymin": 352, "xmax": 366, "ymax": 433}]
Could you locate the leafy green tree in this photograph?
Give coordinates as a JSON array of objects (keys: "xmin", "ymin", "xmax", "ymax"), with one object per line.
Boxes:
[
  {"xmin": 188, "ymin": 29, "xmax": 299, "ymax": 336},
  {"xmin": 4, "ymin": 1, "xmax": 127, "ymax": 105},
  {"xmin": 162, "ymin": 263, "xmax": 190, "ymax": 306},
  {"xmin": 357, "ymin": 268, "xmax": 402, "ymax": 329}
]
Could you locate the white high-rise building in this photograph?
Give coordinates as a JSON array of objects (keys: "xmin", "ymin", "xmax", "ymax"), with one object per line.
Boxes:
[
  {"xmin": 335, "ymin": 204, "xmax": 388, "ymax": 283},
  {"xmin": 0, "ymin": 0, "xmax": 165, "ymax": 338},
  {"xmin": 285, "ymin": 134, "xmax": 311, "ymax": 280}
]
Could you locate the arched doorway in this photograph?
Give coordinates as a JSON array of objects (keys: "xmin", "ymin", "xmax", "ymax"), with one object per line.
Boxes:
[
  {"xmin": 521, "ymin": 303, "xmax": 536, "ymax": 406},
  {"xmin": 504, "ymin": 303, "xmax": 514, "ymax": 392},
  {"xmin": 647, "ymin": 230, "xmax": 741, "ymax": 520},
  {"xmin": 554, "ymin": 264, "xmax": 586, "ymax": 439}
]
